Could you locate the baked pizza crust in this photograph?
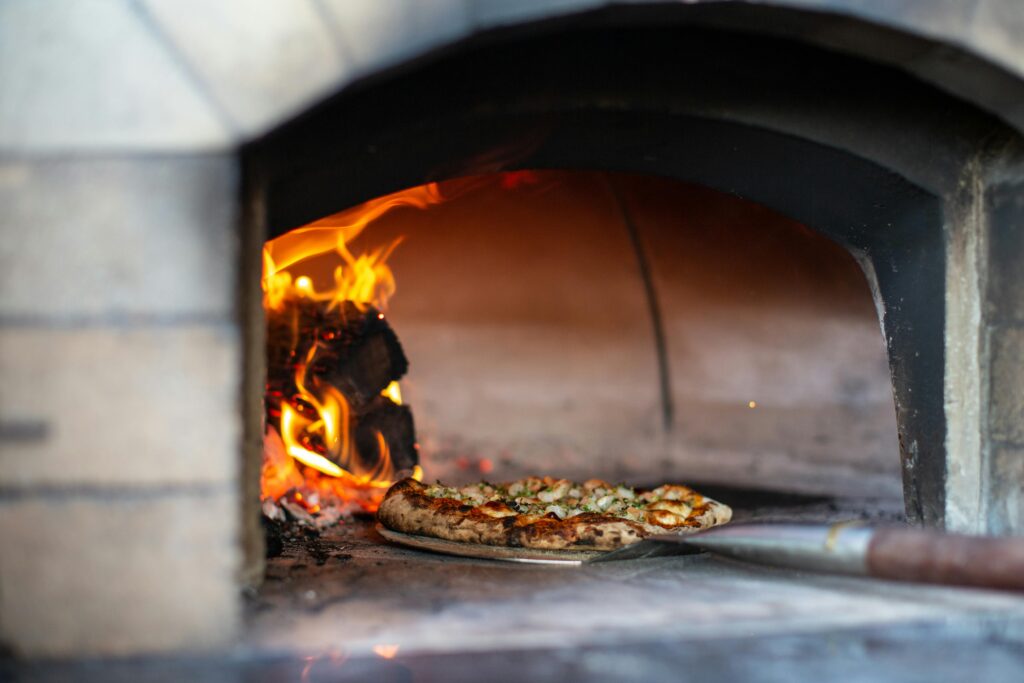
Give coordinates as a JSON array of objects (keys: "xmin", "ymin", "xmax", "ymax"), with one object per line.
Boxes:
[{"xmin": 377, "ymin": 477, "xmax": 732, "ymax": 551}]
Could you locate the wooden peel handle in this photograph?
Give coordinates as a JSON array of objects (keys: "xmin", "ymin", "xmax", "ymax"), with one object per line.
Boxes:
[{"xmin": 867, "ymin": 528, "xmax": 1024, "ymax": 591}]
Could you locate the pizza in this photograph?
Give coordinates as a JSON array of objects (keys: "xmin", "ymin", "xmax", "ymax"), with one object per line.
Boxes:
[{"xmin": 377, "ymin": 476, "xmax": 732, "ymax": 551}]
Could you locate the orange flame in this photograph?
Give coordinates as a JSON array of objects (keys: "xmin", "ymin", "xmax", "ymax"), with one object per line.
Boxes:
[
  {"xmin": 261, "ymin": 185, "xmax": 439, "ymax": 512},
  {"xmin": 263, "ymin": 184, "xmax": 442, "ymax": 312}
]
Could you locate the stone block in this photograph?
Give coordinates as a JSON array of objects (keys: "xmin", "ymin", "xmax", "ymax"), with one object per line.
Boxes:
[
  {"xmin": 319, "ymin": 0, "xmax": 471, "ymax": 74},
  {"xmin": 969, "ymin": 0, "xmax": 1024, "ymax": 80},
  {"xmin": 141, "ymin": 0, "xmax": 349, "ymax": 135},
  {"xmin": 0, "ymin": 491, "xmax": 239, "ymax": 656},
  {"xmin": 989, "ymin": 326, "xmax": 1024, "ymax": 444},
  {"xmin": 0, "ymin": 0, "xmax": 228, "ymax": 152},
  {"xmin": 0, "ymin": 325, "xmax": 241, "ymax": 488},
  {"xmin": 0, "ymin": 156, "xmax": 237, "ymax": 319},
  {"xmin": 989, "ymin": 444, "xmax": 1024, "ymax": 535},
  {"xmin": 784, "ymin": 0, "xmax": 976, "ymax": 38},
  {"xmin": 986, "ymin": 180, "xmax": 1024, "ymax": 323}
]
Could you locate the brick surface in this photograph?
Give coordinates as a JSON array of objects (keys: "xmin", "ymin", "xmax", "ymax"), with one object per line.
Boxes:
[
  {"xmin": 142, "ymin": 0, "xmax": 348, "ymax": 135},
  {"xmin": 986, "ymin": 180, "xmax": 1024, "ymax": 322},
  {"xmin": 0, "ymin": 491, "xmax": 239, "ymax": 656},
  {"xmin": 0, "ymin": 0, "xmax": 228, "ymax": 152},
  {"xmin": 968, "ymin": 0, "xmax": 1024, "ymax": 79},
  {"xmin": 0, "ymin": 325, "xmax": 241, "ymax": 487},
  {"xmin": 0, "ymin": 156, "xmax": 237, "ymax": 319},
  {"xmin": 989, "ymin": 444, "xmax": 1024, "ymax": 534},
  {"xmin": 989, "ymin": 326, "xmax": 1024, "ymax": 444}
]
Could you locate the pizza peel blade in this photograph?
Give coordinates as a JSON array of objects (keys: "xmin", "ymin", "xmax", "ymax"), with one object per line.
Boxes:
[
  {"xmin": 583, "ymin": 532, "xmax": 709, "ymax": 563},
  {"xmin": 586, "ymin": 522, "xmax": 868, "ymax": 564},
  {"xmin": 375, "ymin": 523, "xmax": 707, "ymax": 563},
  {"xmin": 592, "ymin": 522, "xmax": 1024, "ymax": 593},
  {"xmin": 380, "ymin": 520, "xmax": 1024, "ymax": 591},
  {"xmin": 376, "ymin": 524, "xmax": 601, "ymax": 564},
  {"xmin": 586, "ymin": 521, "xmax": 871, "ymax": 564}
]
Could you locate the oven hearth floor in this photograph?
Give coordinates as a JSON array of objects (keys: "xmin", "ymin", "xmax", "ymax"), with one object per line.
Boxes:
[
  {"xmin": 249, "ymin": 511, "xmax": 1024, "ymax": 661},
  {"xmin": 8, "ymin": 499, "xmax": 1024, "ymax": 683}
]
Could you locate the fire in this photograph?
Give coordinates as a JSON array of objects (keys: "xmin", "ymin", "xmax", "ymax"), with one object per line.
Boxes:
[
  {"xmin": 260, "ymin": 185, "xmax": 440, "ymax": 513},
  {"xmin": 260, "ymin": 174, "xmax": 543, "ymax": 516},
  {"xmin": 383, "ymin": 380, "xmax": 402, "ymax": 404},
  {"xmin": 262, "ymin": 184, "xmax": 442, "ymax": 313}
]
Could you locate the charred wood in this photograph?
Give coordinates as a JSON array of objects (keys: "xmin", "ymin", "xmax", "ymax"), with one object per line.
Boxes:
[
  {"xmin": 265, "ymin": 297, "xmax": 417, "ymax": 472},
  {"xmin": 266, "ymin": 299, "xmax": 408, "ymax": 411},
  {"xmin": 355, "ymin": 396, "xmax": 418, "ymax": 473}
]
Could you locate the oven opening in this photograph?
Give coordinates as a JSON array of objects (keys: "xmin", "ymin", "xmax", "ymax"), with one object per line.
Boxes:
[
  {"xmin": 249, "ymin": 170, "xmax": 916, "ymax": 656},
  {"xmin": 258, "ymin": 169, "xmax": 901, "ymax": 538}
]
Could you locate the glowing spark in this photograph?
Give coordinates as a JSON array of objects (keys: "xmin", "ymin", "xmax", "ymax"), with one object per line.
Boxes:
[{"xmin": 372, "ymin": 644, "xmax": 400, "ymax": 659}]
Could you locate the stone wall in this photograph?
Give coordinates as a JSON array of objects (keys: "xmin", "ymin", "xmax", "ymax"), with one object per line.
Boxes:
[
  {"xmin": 983, "ymin": 163, "xmax": 1024, "ymax": 534},
  {"xmin": 0, "ymin": 155, "xmax": 243, "ymax": 656}
]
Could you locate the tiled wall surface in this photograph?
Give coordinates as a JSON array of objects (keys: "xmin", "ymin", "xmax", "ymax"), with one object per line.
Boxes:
[{"xmin": 0, "ymin": 0, "xmax": 1021, "ymax": 658}]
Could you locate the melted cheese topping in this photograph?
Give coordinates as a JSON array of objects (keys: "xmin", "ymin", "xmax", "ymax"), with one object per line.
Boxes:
[{"xmin": 422, "ymin": 477, "xmax": 703, "ymax": 528}]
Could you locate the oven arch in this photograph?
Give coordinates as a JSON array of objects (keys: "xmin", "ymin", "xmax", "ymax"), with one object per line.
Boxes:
[{"xmin": 245, "ymin": 9, "xmax": 1024, "ymax": 531}]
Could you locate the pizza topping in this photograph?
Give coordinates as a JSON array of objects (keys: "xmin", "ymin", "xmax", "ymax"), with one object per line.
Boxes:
[
  {"xmin": 648, "ymin": 499, "xmax": 693, "ymax": 517},
  {"xmin": 624, "ymin": 506, "xmax": 648, "ymax": 522},
  {"xmin": 537, "ymin": 481, "xmax": 571, "ymax": 502},
  {"xmin": 415, "ymin": 476, "xmax": 716, "ymax": 532},
  {"xmin": 425, "ymin": 484, "xmax": 461, "ymax": 500},
  {"xmin": 544, "ymin": 504, "xmax": 567, "ymax": 519},
  {"xmin": 644, "ymin": 484, "xmax": 699, "ymax": 503},
  {"xmin": 646, "ymin": 509, "xmax": 684, "ymax": 527},
  {"xmin": 477, "ymin": 501, "xmax": 517, "ymax": 518}
]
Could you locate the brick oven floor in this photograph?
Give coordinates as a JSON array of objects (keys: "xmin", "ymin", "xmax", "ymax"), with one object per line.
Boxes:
[
  {"xmin": 236, "ymin": 507, "xmax": 1024, "ymax": 680},
  {"xmin": 7, "ymin": 503, "xmax": 1024, "ymax": 681}
]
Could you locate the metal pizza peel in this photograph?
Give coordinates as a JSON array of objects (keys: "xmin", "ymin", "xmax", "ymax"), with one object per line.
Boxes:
[
  {"xmin": 376, "ymin": 524, "xmax": 606, "ymax": 564},
  {"xmin": 375, "ymin": 523, "xmax": 696, "ymax": 565},
  {"xmin": 377, "ymin": 522, "xmax": 1024, "ymax": 592}
]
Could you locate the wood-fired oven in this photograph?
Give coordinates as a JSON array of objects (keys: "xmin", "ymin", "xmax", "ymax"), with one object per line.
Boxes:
[{"xmin": 3, "ymin": 2, "xmax": 1024, "ymax": 679}]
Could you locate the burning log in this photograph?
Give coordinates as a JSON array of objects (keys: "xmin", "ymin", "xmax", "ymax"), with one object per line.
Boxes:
[
  {"xmin": 266, "ymin": 300, "xmax": 408, "ymax": 408},
  {"xmin": 355, "ymin": 396, "xmax": 418, "ymax": 473},
  {"xmin": 313, "ymin": 308, "xmax": 408, "ymax": 408},
  {"xmin": 265, "ymin": 297, "xmax": 417, "ymax": 477}
]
